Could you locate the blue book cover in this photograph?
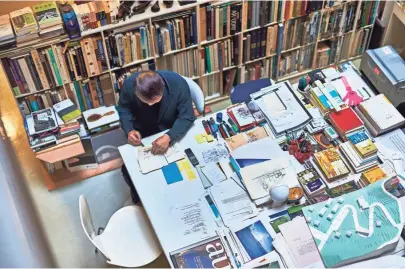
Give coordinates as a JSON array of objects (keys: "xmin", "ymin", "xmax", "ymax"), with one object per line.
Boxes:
[
  {"xmin": 166, "ymin": 22, "xmax": 175, "ymax": 51},
  {"xmin": 218, "ymin": 44, "xmax": 223, "ymax": 70},
  {"xmin": 82, "ymin": 83, "xmax": 93, "ymax": 109},
  {"xmin": 140, "ymin": 27, "xmax": 147, "ymax": 59},
  {"xmin": 95, "ymin": 78, "xmax": 105, "ymax": 106},
  {"xmin": 170, "ymin": 237, "xmax": 231, "ymax": 268},
  {"xmin": 30, "ymin": 100, "xmax": 40, "ymax": 112},
  {"xmin": 155, "ymin": 25, "xmax": 163, "ymax": 55},
  {"xmin": 276, "ymin": 23, "xmax": 284, "ymax": 56}
]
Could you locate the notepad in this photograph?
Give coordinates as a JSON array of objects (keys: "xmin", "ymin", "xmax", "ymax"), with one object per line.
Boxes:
[
  {"xmin": 162, "ymin": 163, "xmax": 183, "ymax": 185},
  {"xmin": 137, "ymin": 143, "xmax": 185, "ymax": 174}
]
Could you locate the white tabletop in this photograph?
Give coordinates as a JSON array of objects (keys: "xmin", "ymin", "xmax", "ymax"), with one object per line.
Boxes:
[{"xmin": 118, "ymin": 110, "xmax": 229, "ymax": 266}]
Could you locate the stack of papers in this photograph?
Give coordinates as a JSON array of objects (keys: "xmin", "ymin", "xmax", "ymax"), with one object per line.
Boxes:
[
  {"xmin": 306, "ymin": 107, "xmax": 329, "ymax": 134},
  {"xmin": 9, "ymin": 7, "xmax": 39, "ymax": 44},
  {"xmin": 33, "ymin": 2, "xmax": 64, "ymax": 38},
  {"xmin": 251, "ymin": 81, "xmax": 312, "ymax": 137},
  {"xmin": 356, "ymin": 94, "xmax": 405, "ymax": 136},
  {"xmin": 0, "ymin": 15, "xmax": 15, "ymax": 48}
]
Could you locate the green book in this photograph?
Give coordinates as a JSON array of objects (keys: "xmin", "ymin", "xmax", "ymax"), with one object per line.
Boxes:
[
  {"xmin": 277, "ymin": 0, "xmax": 283, "ymax": 22},
  {"xmin": 73, "ymin": 81, "xmax": 86, "ymax": 112},
  {"xmin": 205, "ymin": 47, "xmax": 211, "ymax": 73},
  {"xmin": 362, "ymin": 2, "xmax": 370, "ymax": 27},
  {"xmin": 47, "ymin": 48, "xmax": 62, "ymax": 86},
  {"xmin": 33, "ymin": 2, "xmax": 61, "ymax": 28}
]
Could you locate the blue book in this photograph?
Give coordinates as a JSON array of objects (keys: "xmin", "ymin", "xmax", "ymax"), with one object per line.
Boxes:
[
  {"xmin": 218, "ymin": 44, "xmax": 223, "ymax": 70},
  {"xmin": 276, "ymin": 23, "xmax": 284, "ymax": 56},
  {"xmin": 155, "ymin": 24, "xmax": 163, "ymax": 55},
  {"xmin": 82, "ymin": 83, "xmax": 93, "ymax": 109},
  {"xmin": 95, "ymin": 78, "xmax": 104, "ymax": 106},
  {"xmin": 140, "ymin": 27, "xmax": 148, "ymax": 58},
  {"xmin": 30, "ymin": 100, "xmax": 40, "ymax": 112},
  {"xmin": 165, "ymin": 22, "xmax": 175, "ymax": 51}
]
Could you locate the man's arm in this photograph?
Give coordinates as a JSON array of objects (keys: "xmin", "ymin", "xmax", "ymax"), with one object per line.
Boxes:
[
  {"xmin": 117, "ymin": 81, "xmax": 135, "ymax": 136},
  {"xmin": 166, "ymin": 84, "xmax": 196, "ymax": 142}
]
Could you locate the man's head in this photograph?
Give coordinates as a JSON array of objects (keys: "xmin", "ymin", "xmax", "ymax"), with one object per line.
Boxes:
[{"xmin": 134, "ymin": 71, "xmax": 164, "ymax": 106}]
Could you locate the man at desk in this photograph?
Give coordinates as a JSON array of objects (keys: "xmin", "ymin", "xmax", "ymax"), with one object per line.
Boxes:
[{"xmin": 118, "ymin": 70, "xmax": 195, "ymax": 202}]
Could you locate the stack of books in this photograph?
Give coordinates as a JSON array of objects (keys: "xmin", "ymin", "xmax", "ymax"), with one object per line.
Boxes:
[
  {"xmin": 359, "ymin": 166, "xmax": 387, "ymax": 187},
  {"xmin": 313, "ymin": 148, "xmax": 351, "ymax": 182},
  {"xmin": 355, "ymin": 94, "xmax": 405, "ymax": 136},
  {"xmin": 0, "ymin": 15, "xmax": 16, "ymax": 48},
  {"xmin": 72, "ymin": 1, "xmax": 114, "ymax": 32},
  {"xmin": 348, "ymin": 131, "xmax": 377, "ymax": 159},
  {"xmin": 106, "ymin": 24, "xmax": 152, "ymax": 68},
  {"xmin": 152, "ymin": 11, "xmax": 197, "ymax": 56},
  {"xmin": 33, "ymin": 2, "xmax": 64, "ymax": 38},
  {"xmin": 9, "ymin": 7, "xmax": 39, "ymax": 45},
  {"xmin": 328, "ymin": 107, "xmax": 364, "ymax": 139},
  {"xmin": 351, "ymin": 28, "xmax": 372, "ymax": 57},
  {"xmin": 203, "ymin": 39, "xmax": 236, "ymax": 73},
  {"xmin": 243, "ymin": 26, "xmax": 277, "ymax": 62},
  {"xmin": 279, "ymin": 45, "xmax": 315, "ymax": 77},
  {"xmin": 297, "ymin": 167, "xmax": 326, "ymax": 198},
  {"xmin": 53, "ymin": 99, "xmax": 82, "ymax": 123},
  {"xmin": 309, "ymin": 85, "xmax": 345, "ymax": 114},
  {"xmin": 339, "ymin": 141, "xmax": 378, "ymax": 173},
  {"xmin": 59, "ymin": 121, "xmax": 81, "ymax": 138},
  {"xmin": 358, "ymin": 1, "xmax": 379, "ymax": 28}
]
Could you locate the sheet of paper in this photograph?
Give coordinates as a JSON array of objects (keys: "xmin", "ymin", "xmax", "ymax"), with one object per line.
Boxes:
[
  {"xmin": 170, "ymin": 196, "xmax": 217, "ymax": 244},
  {"xmin": 240, "ymin": 156, "xmax": 300, "ymax": 200},
  {"xmin": 210, "ymin": 179, "xmax": 258, "ymax": 225},
  {"xmin": 375, "ymin": 129, "xmax": 405, "ymax": 173},
  {"xmin": 279, "ymin": 217, "xmax": 324, "ymax": 268},
  {"xmin": 195, "ymin": 134, "xmax": 207, "ymax": 144},
  {"xmin": 137, "ymin": 146, "xmax": 167, "ymax": 174},
  {"xmin": 198, "ymin": 142, "xmax": 229, "ymax": 165},
  {"xmin": 218, "ymin": 159, "xmax": 236, "ymax": 179},
  {"xmin": 185, "ymin": 169, "xmax": 197, "ymax": 180},
  {"xmin": 263, "ymin": 92, "xmax": 286, "ymax": 114},
  {"xmin": 164, "ymin": 142, "xmax": 185, "ymax": 163},
  {"xmin": 245, "ymin": 126, "xmax": 268, "ymax": 142},
  {"xmin": 201, "ymin": 162, "xmax": 227, "ymax": 185},
  {"xmin": 225, "ymin": 133, "xmax": 248, "ymax": 151},
  {"xmin": 162, "ymin": 163, "xmax": 183, "ymax": 185},
  {"xmin": 177, "ymin": 159, "xmax": 192, "ymax": 172},
  {"xmin": 230, "ymin": 104, "xmax": 255, "ymax": 127},
  {"xmin": 231, "ymin": 137, "xmax": 284, "ymax": 161}
]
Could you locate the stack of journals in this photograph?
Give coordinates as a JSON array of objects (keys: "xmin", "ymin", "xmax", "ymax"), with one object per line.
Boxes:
[
  {"xmin": 297, "ymin": 167, "xmax": 326, "ymax": 197},
  {"xmin": 9, "ymin": 7, "xmax": 39, "ymax": 45},
  {"xmin": 53, "ymin": 99, "xmax": 81, "ymax": 123},
  {"xmin": 313, "ymin": 148, "xmax": 350, "ymax": 182},
  {"xmin": 308, "ymin": 84, "xmax": 346, "ymax": 114},
  {"xmin": 339, "ymin": 141, "xmax": 378, "ymax": 173},
  {"xmin": 226, "ymin": 103, "xmax": 256, "ymax": 132},
  {"xmin": 33, "ymin": 2, "xmax": 64, "ymax": 38},
  {"xmin": 83, "ymin": 106, "xmax": 120, "ymax": 133},
  {"xmin": 355, "ymin": 94, "xmax": 405, "ymax": 136},
  {"xmin": 328, "ymin": 107, "xmax": 364, "ymax": 139},
  {"xmin": 152, "ymin": 11, "xmax": 197, "ymax": 56},
  {"xmin": 72, "ymin": 1, "xmax": 114, "ymax": 32},
  {"xmin": 347, "ymin": 131, "xmax": 377, "ymax": 158},
  {"xmin": 59, "ymin": 121, "xmax": 81, "ymax": 138},
  {"xmin": 0, "ymin": 15, "xmax": 15, "ymax": 48},
  {"xmin": 359, "ymin": 166, "xmax": 387, "ymax": 187}
]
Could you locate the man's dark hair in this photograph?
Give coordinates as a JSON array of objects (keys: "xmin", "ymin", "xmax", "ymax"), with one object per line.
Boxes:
[{"xmin": 134, "ymin": 71, "xmax": 164, "ymax": 100}]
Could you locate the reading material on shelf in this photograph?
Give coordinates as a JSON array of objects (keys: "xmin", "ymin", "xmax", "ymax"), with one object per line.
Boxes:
[
  {"xmin": 357, "ymin": 94, "xmax": 405, "ymax": 136},
  {"xmin": 33, "ymin": 2, "xmax": 64, "ymax": 38},
  {"xmin": 157, "ymin": 49, "xmax": 199, "ymax": 78},
  {"xmin": 0, "ymin": 15, "xmax": 15, "ymax": 47},
  {"xmin": 251, "ymin": 81, "xmax": 312, "ymax": 137},
  {"xmin": 313, "ymin": 148, "xmax": 350, "ymax": 181},
  {"xmin": 9, "ymin": 7, "xmax": 39, "ymax": 44}
]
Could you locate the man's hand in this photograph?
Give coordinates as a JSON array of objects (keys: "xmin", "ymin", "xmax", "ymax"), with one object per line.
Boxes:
[
  {"xmin": 152, "ymin": 134, "xmax": 171, "ymax": 154},
  {"xmin": 128, "ymin": 130, "xmax": 142, "ymax": 146}
]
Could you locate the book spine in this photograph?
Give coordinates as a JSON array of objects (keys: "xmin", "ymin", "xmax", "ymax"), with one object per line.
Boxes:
[
  {"xmin": 11, "ymin": 58, "xmax": 29, "ymax": 93},
  {"xmin": 47, "ymin": 48, "xmax": 63, "ymax": 86},
  {"xmin": 17, "ymin": 58, "xmax": 36, "ymax": 93},
  {"xmin": 260, "ymin": 27, "xmax": 267, "ymax": 58},
  {"xmin": 276, "ymin": 23, "xmax": 284, "ymax": 55},
  {"xmin": 73, "ymin": 81, "xmax": 86, "ymax": 112},
  {"xmin": 192, "ymin": 12, "xmax": 197, "ymax": 45},
  {"xmin": 25, "ymin": 55, "xmax": 43, "ymax": 91},
  {"xmin": 82, "ymin": 83, "xmax": 93, "ymax": 109},
  {"xmin": 94, "ymin": 77, "xmax": 105, "ymax": 106},
  {"xmin": 2, "ymin": 58, "xmax": 21, "ymax": 96}
]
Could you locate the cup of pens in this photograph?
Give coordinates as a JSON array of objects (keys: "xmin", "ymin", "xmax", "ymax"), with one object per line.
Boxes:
[{"xmin": 289, "ymin": 139, "xmax": 313, "ymax": 164}]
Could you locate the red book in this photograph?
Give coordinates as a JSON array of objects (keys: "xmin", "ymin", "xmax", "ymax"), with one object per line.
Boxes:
[
  {"xmin": 329, "ymin": 108, "xmax": 363, "ymax": 134},
  {"xmin": 284, "ymin": 1, "xmax": 291, "ymax": 21}
]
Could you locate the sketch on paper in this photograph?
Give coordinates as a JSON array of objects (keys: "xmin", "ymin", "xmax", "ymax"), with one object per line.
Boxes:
[
  {"xmin": 252, "ymin": 168, "xmax": 287, "ymax": 192},
  {"xmin": 202, "ymin": 145, "xmax": 229, "ymax": 164}
]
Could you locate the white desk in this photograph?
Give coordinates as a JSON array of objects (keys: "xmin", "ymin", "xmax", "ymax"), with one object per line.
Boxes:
[{"xmin": 118, "ymin": 111, "xmax": 229, "ymax": 267}]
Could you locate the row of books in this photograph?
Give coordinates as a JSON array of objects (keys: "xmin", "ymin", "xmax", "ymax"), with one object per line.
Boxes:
[
  {"xmin": 316, "ymin": 34, "xmax": 356, "ymax": 69},
  {"xmin": 246, "ymin": 0, "xmax": 279, "ymax": 29},
  {"xmin": 358, "ymin": 0, "xmax": 379, "ymax": 28},
  {"xmin": 112, "ymin": 61, "xmax": 156, "ymax": 92},
  {"xmin": 200, "ymin": 2, "xmax": 242, "ymax": 42},
  {"xmin": 157, "ymin": 49, "xmax": 199, "ymax": 78},
  {"xmin": 281, "ymin": 12, "xmax": 320, "ymax": 52},
  {"xmin": 202, "ymin": 36, "xmax": 240, "ymax": 74},
  {"xmin": 279, "ymin": 45, "xmax": 315, "ymax": 77},
  {"xmin": 284, "ymin": 0, "xmax": 323, "ymax": 21},
  {"xmin": 350, "ymin": 28, "xmax": 372, "ymax": 58},
  {"xmin": 152, "ymin": 11, "xmax": 197, "ymax": 55},
  {"xmin": 19, "ymin": 89, "xmax": 66, "ymax": 115},
  {"xmin": 106, "ymin": 24, "xmax": 152, "ymax": 68},
  {"xmin": 243, "ymin": 25, "xmax": 278, "ymax": 62},
  {"xmin": 72, "ymin": 1, "xmax": 118, "ymax": 32},
  {"xmin": 319, "ymin": 2, "xmax": 357, "ymax": 40}
]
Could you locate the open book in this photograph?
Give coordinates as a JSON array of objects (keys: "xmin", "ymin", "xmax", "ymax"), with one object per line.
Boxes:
[{"xmin": 137, "ymin": 143, "xmax": 185, "ymax": 174}]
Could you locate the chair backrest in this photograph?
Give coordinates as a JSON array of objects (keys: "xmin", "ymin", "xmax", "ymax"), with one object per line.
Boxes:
[
  {"xmin": 79, "ymin": 195, "xmax": 96, "ymax": 241},
  {"xmin": 182, "ymin": 76, "xmax": 205, "ymax": 114},
  {"xmin": 230, "ymin": 78, "xmax": 273, "ymax": 104}
]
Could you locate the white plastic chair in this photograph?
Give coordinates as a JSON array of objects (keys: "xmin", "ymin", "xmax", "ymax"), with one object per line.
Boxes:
[
  {"xmin": 79, "ymin": 195, "xmax": 162, "ymax": 267},
  {"xmin": 182, "ymin": 76, "xmax": 205, "ymax": 115}
]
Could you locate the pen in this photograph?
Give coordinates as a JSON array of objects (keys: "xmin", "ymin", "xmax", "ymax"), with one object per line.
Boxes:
[
  {"xmin": 223, "ymin": 121, "xmax": 235, "ymax": 136},
  {"xmin": 202, "ymin": 120, "xmax": 212, "ymax": 135},
  {"xmin": 219, "ymin": 123, "xmax": 229, "ymax": 138},
  {"xmin": 209, "ymin": 118, "xmax": 219, "ymax": 140},
  {"xmin": 228, "ymin": 118, "xmax": 239, "ymax": 133}
]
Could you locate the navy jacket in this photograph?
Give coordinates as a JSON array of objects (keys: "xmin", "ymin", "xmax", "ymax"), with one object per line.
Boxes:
[{"xmin": 117, "ymin": 71, "xmax": 195, "ymax": 142}]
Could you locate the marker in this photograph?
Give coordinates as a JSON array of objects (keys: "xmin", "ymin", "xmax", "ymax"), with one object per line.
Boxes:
[
  {"xmin": 202, "ymin": 120, "xmax": 211, "ymax": 135},
  {"xmin": 223, "ymin": 121, "xmax": 236, "ymax": 136},
  {"xmin": 209, "ymin": 118, "xmax": 219, "ymax": 140},
  {"xmin": 227, "ymin": 118, "xmax": 239, "ymax": 133},
  {"xmin": 207, "ymin": 119, "xmax": 218, "ymax": 140},
  {"xmin": 218, "ymin": 123, "xmax": 229, "ymax": 138},
  {"xmin": 216, "ymin": 112, "xmax": 223, "ymax": 123}
]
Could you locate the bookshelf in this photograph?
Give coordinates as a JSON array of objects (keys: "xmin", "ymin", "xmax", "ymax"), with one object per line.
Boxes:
[{"xmin": 0, "ymin": 0, "xmax": 378, "ymax": 189}]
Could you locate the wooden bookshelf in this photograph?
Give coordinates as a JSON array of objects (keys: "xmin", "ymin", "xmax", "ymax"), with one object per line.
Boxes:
[{"xmin": 0, "ymin": 0, "xmax": 378, "ymax": 190}]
